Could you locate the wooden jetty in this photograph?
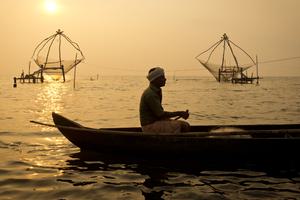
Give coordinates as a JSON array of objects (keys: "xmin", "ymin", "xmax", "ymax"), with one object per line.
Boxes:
[{"xmin": 13, "ymin": 70, "xmax": 44, "ymax": 87}]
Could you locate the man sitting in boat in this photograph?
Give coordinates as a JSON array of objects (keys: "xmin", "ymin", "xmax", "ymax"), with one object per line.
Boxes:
[{"xmin": 139, "ymin": 67, "xmax": 190, "ymax": 133}]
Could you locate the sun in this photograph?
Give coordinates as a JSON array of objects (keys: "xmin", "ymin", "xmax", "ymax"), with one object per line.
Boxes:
[{"xmin": 44, "ymin": 0, "xmax": 57, "ymax": 14}]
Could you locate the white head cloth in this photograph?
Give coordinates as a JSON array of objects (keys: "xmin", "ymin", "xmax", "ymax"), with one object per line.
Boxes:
[{"xmin": 147, "ymin": 67, "xmax": 165, "ymax": 82}]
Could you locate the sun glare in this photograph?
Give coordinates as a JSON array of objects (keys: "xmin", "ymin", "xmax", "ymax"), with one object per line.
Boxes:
[{"xmin": 44, "ymin": 0, "xmax": 57, "ymax": 14}]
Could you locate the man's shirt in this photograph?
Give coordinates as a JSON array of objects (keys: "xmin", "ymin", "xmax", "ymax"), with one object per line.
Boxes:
[{"xmin": 139, "ymin": 84, "xmax": 164, "ymax": 126}]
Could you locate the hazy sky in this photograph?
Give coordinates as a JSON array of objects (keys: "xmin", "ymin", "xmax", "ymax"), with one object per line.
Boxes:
[{"xmin": 1, "ymin": 0, "xmax": 300, "ymax": 77}]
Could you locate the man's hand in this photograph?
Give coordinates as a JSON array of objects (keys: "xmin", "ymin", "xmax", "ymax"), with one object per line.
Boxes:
[{"xmin": 179, "ymin": 110, "xmax": 189, "ymax": 120}]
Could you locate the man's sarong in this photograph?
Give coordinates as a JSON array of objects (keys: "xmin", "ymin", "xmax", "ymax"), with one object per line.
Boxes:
[{"xmin": 142, "ymin": 119, "xmax": 190, "ymax": 133}]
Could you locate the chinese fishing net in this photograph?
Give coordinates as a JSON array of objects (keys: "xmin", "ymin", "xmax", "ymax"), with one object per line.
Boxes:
[
  {"xmin": 195, "ymin": 34, "xmax": 256, "ymax": 81},
  {"xmin": 31, "ymin": 29, "xmax": 84, "ymax": 81}
]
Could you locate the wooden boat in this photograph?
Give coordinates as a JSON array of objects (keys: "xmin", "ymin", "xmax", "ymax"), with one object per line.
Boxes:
[{"xmin": 51, "ymin": 112, "xmax": 300, "ymax": 158}]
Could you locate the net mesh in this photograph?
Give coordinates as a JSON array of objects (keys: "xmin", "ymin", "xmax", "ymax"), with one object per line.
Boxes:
[
  {"xmin": 35, "ymin": 56, "xmax": 82, "ymax": 74},
  {"xmin": 198, "ymin": 59, "xmax": 253, "ymax": 81}
]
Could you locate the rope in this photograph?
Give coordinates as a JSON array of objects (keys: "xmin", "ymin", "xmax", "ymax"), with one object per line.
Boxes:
[
  {"xmin": 229, "ymin": 39, "xmax": 256, "ymax": 65},
  {"xmin": 259, "ymin": 56, "xmax": 300, "ymax": 64},
  {"xmin": 195, "ymin": 39, "xmax": 223, "ymax": 59}
]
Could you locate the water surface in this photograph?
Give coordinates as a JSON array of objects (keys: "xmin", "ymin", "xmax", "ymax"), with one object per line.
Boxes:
[{"xmin": 0, "ymin": 76, "xmax": 300, "ymax": 199}]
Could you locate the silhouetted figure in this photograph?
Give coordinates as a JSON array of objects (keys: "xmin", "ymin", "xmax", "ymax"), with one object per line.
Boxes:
[
  {"xmin": 13, "ymin": 77, "xmax": 17, "ymax": 88},
  {"xmin": 139, "ymin": 67, "xmax": 190, "ymax": 133},
  {"xmin": 20, "ymin": 70, "xmax": 24, "ymax": 83}
]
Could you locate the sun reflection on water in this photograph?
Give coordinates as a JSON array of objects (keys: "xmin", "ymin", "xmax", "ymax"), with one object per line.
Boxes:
[{"xmin": 35, "ymin": 82, "xmax": 68, "ymax": 131}]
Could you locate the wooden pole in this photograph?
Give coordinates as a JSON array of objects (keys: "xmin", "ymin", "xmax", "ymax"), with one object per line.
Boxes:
[
  {"xmin": 256, "ymin": 55, "xmax": 259, "ymax": 85},
  {"xmin": 58, "ymin": 31, "xmax": 65, "ymax": 82},
  {"xmin": 28, "ymin": 61, "xmax": 31, "ymax": 75},
  {"xmin": 221, "ymin": 34, "xmax": 227, "ymax": 72},
  {"xmin": 13, "ymin": 77, "xmax": 17, "ymax": 88},
  {"xmin": 73, "ymin": 66, "xmax": 77, "ymax": 88},
  {"xmin": 62, "ymin": 65, "xmax": 65, "ymax": 82},
  {"xmin": 73, "ymin": 54, "xmax": 77, "ymax": 89}
]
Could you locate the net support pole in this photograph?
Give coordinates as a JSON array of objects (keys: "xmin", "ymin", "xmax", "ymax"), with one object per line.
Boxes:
[
  {"xmin": 73, "ymin": 66, "xmax": 77, "ymax": 88},
  {"xmin": 256, "ymin": 55, "xmax": 259, "ymax": 85},
  {"xmin": 61, "ymin": 65, "xmax": 65, "ymax": 82},
  {"xmin": 221, "ymin": 37, "xmax": 226, "ymax": 71},
  {"xmin": 28, "ymin": 61, "xmax": 31, "ymax": 75},
  {"xmin": 73, "ymin": 54, "xmax": 77, "ymax": 89},
  {"xmin": 58, "ymin": 30, "xmax": 66, "ymax": 82}
]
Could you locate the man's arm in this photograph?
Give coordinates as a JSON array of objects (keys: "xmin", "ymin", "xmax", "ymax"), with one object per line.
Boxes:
[
  {"xmin": 161, "ymin": 110, "xmax": 189, "ymax": 120},
  {"xmin": 145, "ymin": 93, "xmax": 189, "ymax": 120}
]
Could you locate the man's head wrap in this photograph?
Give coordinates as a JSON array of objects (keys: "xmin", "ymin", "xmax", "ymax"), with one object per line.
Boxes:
[{"xmin": 147, "ymin": 67, "xmax": 165, "ymax": 82}]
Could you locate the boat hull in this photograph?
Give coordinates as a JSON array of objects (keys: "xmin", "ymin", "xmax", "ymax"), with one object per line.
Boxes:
[{"xmin": 52, "ymin": 112, "xmax": 300, "ymax": 158}]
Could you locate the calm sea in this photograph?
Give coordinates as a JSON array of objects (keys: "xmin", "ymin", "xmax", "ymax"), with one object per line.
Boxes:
[{"xmin": 0, "ymin": 75, "xmax": 300, "ymax": 199}]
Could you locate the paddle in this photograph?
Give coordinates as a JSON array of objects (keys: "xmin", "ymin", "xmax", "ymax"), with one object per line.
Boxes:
[
  {"xmin": 30, "ymin": 120, "xmax": 91, "ymax": 130},
  {"xmin": 30, "ymin": 120, "xmax": 56, "ymax": 127}
]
